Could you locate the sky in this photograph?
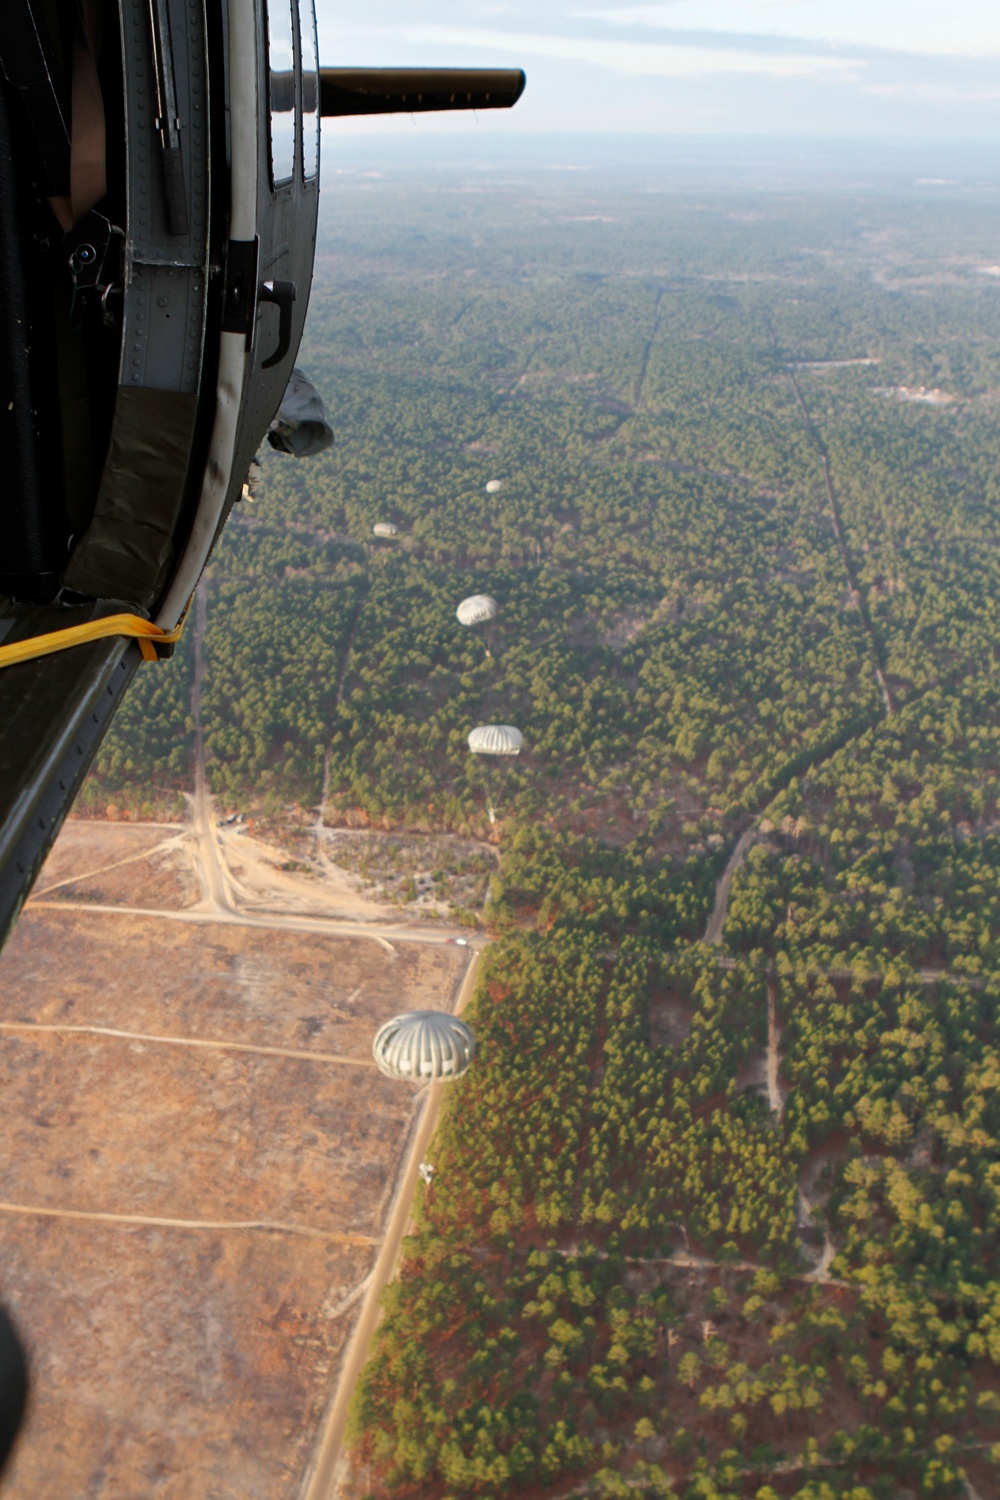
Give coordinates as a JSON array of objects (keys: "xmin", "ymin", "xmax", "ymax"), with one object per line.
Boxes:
[{"xmin": 315, "ymin": 0, "xmax": 1000, "ymax": 139}]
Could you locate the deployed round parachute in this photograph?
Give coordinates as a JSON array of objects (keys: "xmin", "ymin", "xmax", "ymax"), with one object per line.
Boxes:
[
  {"xmin": 468, "ymin": 724, "xmax": 523, "ymax": 756},
  {"xmin": 485, "ymin": 479, "xmax": 503, "ymax": 494},
  {"xmin": 373, "ymin": 1011, "xmax": 475, "ymax": 1081},
  {"xmin": 456, "ymin": 594, "xmax": 498, "ymax": 628},
  {"xmin": 373, "ymin": 521, "xmax": 398, "ymax": 538}
]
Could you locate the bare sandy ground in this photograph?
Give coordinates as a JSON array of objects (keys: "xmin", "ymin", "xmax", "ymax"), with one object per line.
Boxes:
[
  {"xmin": 1, "ymin": 1220, "xmax": 368, "ymax": 1500},
  {"xmin": 33, "ymin": 821, "xmax": 197, "ymax": 910},
  {"xmin": 34, "ymin": 817, "xmax": 395, "ymax": 924},
  {"xmin": 0, "ymin": 819, "xmax": 467, "ymax": 1499},
  {"xmin": 218, "ymin": 826, "xmax": 392, "ymax": 922}
]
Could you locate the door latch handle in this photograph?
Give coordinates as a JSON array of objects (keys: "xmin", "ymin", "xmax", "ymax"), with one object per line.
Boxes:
[{"xmin": 259, "ymin": 279, "xmax": 296, "ymax": 368}]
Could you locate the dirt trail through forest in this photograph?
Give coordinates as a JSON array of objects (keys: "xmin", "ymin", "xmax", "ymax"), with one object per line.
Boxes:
[
  {"xmin": 314, "ymin": 583, "xmax": 370, "ymax": 878},
  {"xmin": 765, "ymin": 980, "xmax": 784, "ymax": 1117},
  {"xmin": 703, "ymin": 825, "xmax": 758, "ymax": 944},
  {"xmin": 189, "ymin": 582, "xmax": 237, "ymax": 915},
  {"xmin": 632, "ymin": 287, "xmax": 665, "ymax": 411},
  {"xmin": 784, "ymin": 364, "xmax": 895, "ymax": 714},
  {"xmin": 60, "ymin": 579, "xmax": 461, "ymax": 947}
]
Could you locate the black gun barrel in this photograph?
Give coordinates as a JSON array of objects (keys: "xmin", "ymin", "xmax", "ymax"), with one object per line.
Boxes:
[{"xmin": 319, "ymin": 67, "xmax": 525, "ymax": 117}]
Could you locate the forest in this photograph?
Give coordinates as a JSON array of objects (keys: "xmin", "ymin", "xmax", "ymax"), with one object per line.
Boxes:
[{"xmin": 85, "ymin": 163, "xmax": 1000, "ymax": 1496}]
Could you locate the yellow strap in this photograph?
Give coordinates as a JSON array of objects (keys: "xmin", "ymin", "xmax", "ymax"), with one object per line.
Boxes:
[{"xmin": 0, "ymin": 607, "xmax": 189, "ymax": 671}]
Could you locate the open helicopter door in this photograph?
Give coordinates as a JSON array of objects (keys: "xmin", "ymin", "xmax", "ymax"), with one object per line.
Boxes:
[
  {"xmin": 0, "ymin": 0, "xmax": 523, "ymax": 950},
  {"xmin": 155, "ymin": 0, "xmax": 320, "ymax": 628}
]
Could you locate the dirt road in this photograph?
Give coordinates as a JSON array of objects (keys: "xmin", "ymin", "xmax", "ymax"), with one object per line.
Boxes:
[
  {"xmin": 765, "ymin": 980, "xmax": 784, "ymax": 1117},
  {"xmin": 28, "ymin": 895, "xmax": 475, "ymax": 949},
  {"xmin": 703, "ymin": 825, "xmax": 757, "ymax": 944},
  {"xmin": 784, "ymin": 361, "xmax": 895, "ymax": 716},
  {"xmin": 189, "ymin": 584, "xmax": 235, "ymax": 913},
  {"xmin": 299, "ymin": 948, "xmax": 482, "ymax": 1500}
]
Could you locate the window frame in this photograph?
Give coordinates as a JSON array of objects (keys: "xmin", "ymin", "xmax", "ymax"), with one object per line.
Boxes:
[
  {"xmin": 299, "ymin": 0, "xmax": 320, "ymax": 182},
  {"xmin": 265, "ymin": 0, "xmax": 298, "ymax": 191}
]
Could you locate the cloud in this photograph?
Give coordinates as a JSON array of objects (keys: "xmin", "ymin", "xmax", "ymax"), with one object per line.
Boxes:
[
  {"xmin": 315, "ymin": 1, "xmax": 1000, "ymax": 139},
  {"xmin": 579, "ymin": 1, "xmax": 1000, "ymax": 59},
  {"xmin": 405, "ymin": 25, "xmax": 864, "ymax": 79},
  {"xmin": 864, "ymin": 82, "xmax": 1000, "ymax": 102}
]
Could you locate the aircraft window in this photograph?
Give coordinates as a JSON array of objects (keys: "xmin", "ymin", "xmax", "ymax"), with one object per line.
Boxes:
[
  {"xmin": 300, "ymin": 0, "xmax": 319, "ymax": 180},
  {"xmin": 267, "ymin": 0, "xmax": 296, "ymax": 185}
]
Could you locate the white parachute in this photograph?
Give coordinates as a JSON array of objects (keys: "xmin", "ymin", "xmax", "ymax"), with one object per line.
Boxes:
[
  {"xmin": 373, "ymin": 1011, "xmax": 475, "ymax": 1081},
  {"xmin": 485, "ymin": 479, "xmax": 503, "ymax": 494},
  {"xmin": 456, "ymin": 595, "xmax": 498, "ymax": 627},
  {"xmin": 468, "ymin": 725, "xmax": 523, "ymax": 756},
  {"xmin": 373, "ymin": 521, "xmax": 398, "ymax": 538}
]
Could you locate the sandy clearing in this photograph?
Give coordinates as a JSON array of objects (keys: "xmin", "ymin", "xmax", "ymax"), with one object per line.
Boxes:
[
  {"xmin": 0, "ymin": 1019, "xmax": 377, "ymax": 1068},
  {"xmin": 0, "ymin": 814, "xmax": 472, "ymax": 1497},
  {"xmin": 0, "ymin": 1201, "xmax": 375, "ymax": 1242},
  {"xmin": 0, "ymin": 1221, "xmax": 370, "ymax": 1500}
]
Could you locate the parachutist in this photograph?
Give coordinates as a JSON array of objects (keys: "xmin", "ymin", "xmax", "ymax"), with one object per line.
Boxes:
[
  {"xmin": 267, "ymin": 366, "xmax": 333, "ymax": 457},
  {"xmin": 240, "ymin": 458, "xmax": 262, "ymax": 504}
]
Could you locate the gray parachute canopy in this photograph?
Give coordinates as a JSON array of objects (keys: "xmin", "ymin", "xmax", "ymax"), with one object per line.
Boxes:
[
  {"xmin": 456, "ymin": 594, "xmax": 498, "ymax": 627},
  {"xmin": 373, "ymin": 1011, "xmax": 475, "ymax": 1080},
  {"xmin": 468, "ymin": 725, "xmax": 523, "ymax": 756},
  {"xmin": 267, "ymin": 367, "xmax": 334, "ymax": 457}
]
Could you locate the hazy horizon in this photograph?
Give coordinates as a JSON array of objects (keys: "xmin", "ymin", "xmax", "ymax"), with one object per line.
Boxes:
[
  {"xmin": 318, "ymin": 129, "xmax": 1000, "ymax": 199},
  {"xmin": 317, "ymin": 0, "xmax": 1000, "ymax": 140}
]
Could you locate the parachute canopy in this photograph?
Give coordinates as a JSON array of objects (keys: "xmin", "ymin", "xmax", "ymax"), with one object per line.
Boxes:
[
  {"xmin": 373, "ymin": 521, "xmax": 398, "ymax": 537},
  {"xmin": 468, "ymin": 724, "xmax": 523, "ymax": 756},
  {"xmin": 373, "ymin": 1011, "xmax": 475, "ymax": 1081},
  {"xmin": 456, "ymin": 594, "xmax": 498, "ymax": 627},
  {"xmin": 267, "ymin": 367, "xmax": 334, "ymax": 457},
  {"xmin": 485, "ymin": 479, "xmax": 503, "ymax": 494}
]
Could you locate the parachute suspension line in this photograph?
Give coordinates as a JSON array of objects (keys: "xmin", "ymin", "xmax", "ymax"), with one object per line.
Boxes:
[
  {"xmin": 481, "ymin": 758, "xmax": 495, "ymax": 824},
  {"xmin": 467, "ymin": 724, "xmax": 522, "ymax": 828},
  {"xmin": 468, "ymin": 742, "xmax": 496, "ymax": 826},
  {"xmin": 0, "ymin": 598, "xmax": 193, "ymax": 672},
  {"xmin": 481, "ymin": 764, "xmax": 497, "ymax": 826}
]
